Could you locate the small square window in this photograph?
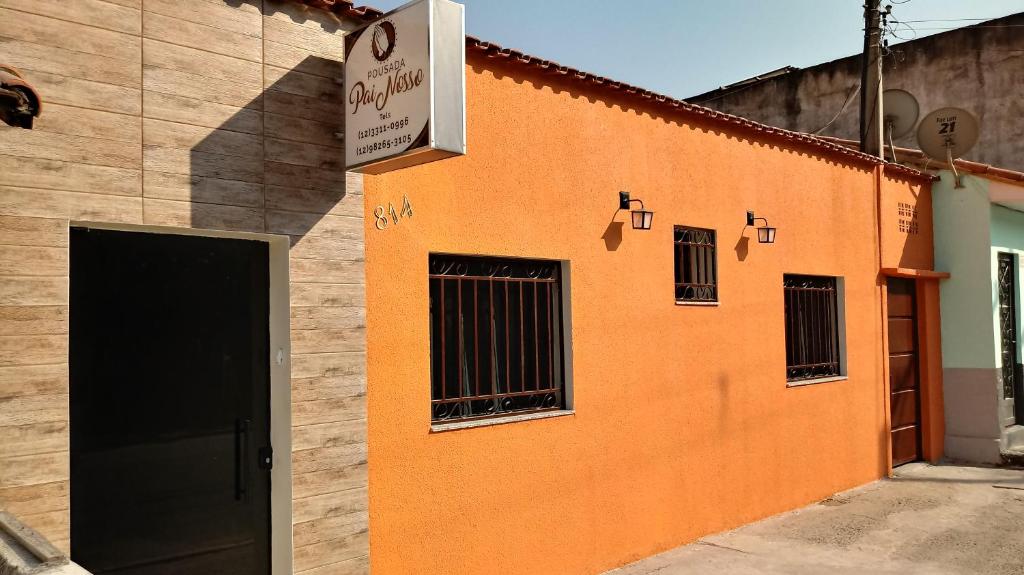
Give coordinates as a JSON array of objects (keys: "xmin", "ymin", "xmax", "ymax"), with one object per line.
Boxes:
[
  {"xmin": 783, "ymin": 274, "xmax": 843, "ymax": 382},
  {"xmin": 674, "ymin": 226, "xmax": 717, "ymax": 302}
]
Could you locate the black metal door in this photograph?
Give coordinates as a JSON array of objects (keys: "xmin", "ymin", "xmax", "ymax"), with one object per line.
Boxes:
[
  {"xmin": 998, "ymin": 252, "xmax": 1020, "ymax": 426},
  {"xmin": 70, "ymin": 228, "xmax": 271, "ymax": 575}
]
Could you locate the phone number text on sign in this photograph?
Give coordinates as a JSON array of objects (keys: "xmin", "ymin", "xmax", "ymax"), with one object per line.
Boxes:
[
  {"xmin": 356, "ymin": 134, "xmax": 413, "ymax": 157},
  {"xmin": 356, "ymin": 116, "xmax": 410, "ymax": 140}
]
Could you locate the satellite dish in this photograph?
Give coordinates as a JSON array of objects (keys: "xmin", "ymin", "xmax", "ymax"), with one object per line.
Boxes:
[
  {"xmin": 916, "ymin": 107, "xmax": 979, "ymax": 189},
  {"xmin": 882, "ymin": 89, "xmax": 919, "ymax": 139},
  {"xmin": 917, "ymin": 107, "xmax": 979, "ymax": 161}
]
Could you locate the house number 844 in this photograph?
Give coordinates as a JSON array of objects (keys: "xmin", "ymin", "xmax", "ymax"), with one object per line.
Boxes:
[{"xmin": 374, "ymin": 195, "xmax": 413, "ymax": 230}]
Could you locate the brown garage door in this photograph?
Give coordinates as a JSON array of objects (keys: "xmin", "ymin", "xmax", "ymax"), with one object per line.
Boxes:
[{"xmin": 888, "ymin": 278, "xmax": 921, "ymax": 467}]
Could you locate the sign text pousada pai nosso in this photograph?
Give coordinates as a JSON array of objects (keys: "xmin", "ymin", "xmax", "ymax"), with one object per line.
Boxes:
[{"xmin": 344, "ymin": 0, "xmax": 466, "ymax": 174}]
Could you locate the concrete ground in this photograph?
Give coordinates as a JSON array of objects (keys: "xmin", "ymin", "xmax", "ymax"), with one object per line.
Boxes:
[{"xmin": 606, "ymin": 463, "xmax": 1024, "ymax": 575}]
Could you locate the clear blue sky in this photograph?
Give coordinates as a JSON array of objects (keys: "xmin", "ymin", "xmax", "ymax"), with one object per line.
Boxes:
[{"xmin": 367, "ymin": 0, "xmax": 1023, "ymax": 98}]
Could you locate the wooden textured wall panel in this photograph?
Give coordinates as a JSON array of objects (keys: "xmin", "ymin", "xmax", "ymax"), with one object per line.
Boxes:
[
  {"xmin": 143, "ymin": 91, "xmax": 263, "ymax": 134},
  {"xmin": 144, "ymin": 171, "xmax": 264, "ymax": 208},
  {"xmin": 292, "ymin": 530, "xmax": 368, "ymax": 573},
  {"xmin": 292, "ymin": 487, "xmax": 367, "ymax": 524},
  {"xmin": 0, "ymin": 364, "xmax": 67, "ymax": 398},
  {"xmin": 265, "ymin": 165, "xmax": 360, "ymax": 196},
  {"xmin": 289, "ymin": 258, "xmax": 364, "ymax": 285},
  {"xmin": 290, "ymin": 284, "xmax": 365, "ymax": 308},
  {"xmin": 0, "ymin": 421, "xmax": 68, "ymax": 458},
  {"xmin": 0, "ymin": 306, "xmax": 68, "ymax": 335},
  {"xmin": 0, "ymin": 277, "xmax": 67, "ymax": 307},
  {"xmin": 264, "ymin": 113, "xmax": 342, "ymax": 149},
  {"xmin": 0, "ymin": 216, "xmax": 69, "ymax": 247},
  {"xmin": 0, "ymin": 187, "xmax": 143, "ymax": 222},
  {"xmin": 144, "ymin": 118, "xmax": 262, "ymax": 158},
  {"xmin": 0, "ymin": 1, "xmax": 368, "ymax": 571},
  {"xmin": 144, "ymin": 147, "xmax": 264, "ymax": 183},
  {"xmin": 143, "ymin": 38, "xmax": 263, "ymax": 87},
  {"xmin": 0, "ymin": 335, "xmax": 68, "ymax": 367},
  {"xmin": 0, "ymin": 393, "xmax": 67, "ymax": 426},
  {"xmin": 0, "ymin": 246, "xmax": 67, "ymax": 276},
  {"xmin": 0, "ymin": 481, "xmax": 68, "ymax": 517},
  {"xmin": 0, "ymin": 452, "xmax": 68, "ymax": 489},
  {"xmin": 1, "ymin": 0, "xmax": 141, "ymax": 34},
  {"xmin": 17, "ymin": 70, "xmax": 141, "ymax": 115},
  {"xmin": 0, "ymin": 39, "xmax": 139, "ymax": 88},
  {"xmin": 264, "ymin": 66, "xmax": 344, "ymax": 102},
  {"xmin": 292, "ymin": 420, "xmax": 366, "ymax": 451},
  {"xmin": 264, "ymin": 90, "xmax": 337, "ymax": 123},
  {"xmin": 0, "ymin": 8, "xmax": 140, "ymax": 62},
  {"xmin": 141, "ymin": 198, "xmax": 265, "ymax": 233},
  {"xmin": 292, "ymin": 377, "xmax": 366, "ymax": 406},
  {"xmin": 143, "ymin": 0, "xmax": 262, "ymax": 37},
  {"xmin": 18, "ymin": 509, "xmax": 69, "ymax": 542},
  {"xmin": 290, "ymin": 306, "xmax": 365, "ymax": 332},
  {"xmin": 265, "ymin": 138, "xmax": 343, "ymax": 171},
  {"xmin": 0, "ymin": 128, "xmax": 141, "ymax": 169},
  {"xmin": 294, "ymin": 555, "xmax": 368, "ymax": 575},
  {"xmin": 143, "ymin": 66, "xmax": 263, "ymax": 109},
  {"xmin": 291, "ymin": 328, "xmax": 366, "ymax": 355},
  {"xmin": 31, "ymin": 105, "xmax": 141, "ymax": 144},
  {"xmin": 263, "ymin": 4, "xmax": 345, "ymax": 58},
  {"xmin": 264, "ymin": 40, "xmax": 343, "ymax": 78},
  {"xmin": 292, "ymin": 510, "xmax": 368, "ymax": 548},
  {"xmin": 142, "ymin": 11, "xmax": 261, "ymax": 61},
  {"xmin": 0, "ymin": 157, "xmax": 140, "ymax": 197},
  {"xmin": 292, "ymin": 463, "xmax": 367, "ymax": 502},
  {"xmin": 288, "ymin": 235, "xmax": 364, "ymax": 261},
  {"xmin": 267, "ymin": 211, "xmax": 362, "ymax": 239}
]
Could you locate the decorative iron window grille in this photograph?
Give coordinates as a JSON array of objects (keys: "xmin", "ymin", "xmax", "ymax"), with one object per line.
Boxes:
[
  {"xmin": 998, "ymin": 253, "xmax": 1017, "ymax": 400},
  {"xmin": 428, "ymin": 254, "xmax": 566, "ymax": 423},
  {"xmin": 783, "ymin": 275, "xmax": 842, "ymax": 381},
  {"xmin": 674, "ymin": 226, "xmax": 717, "ymax": 302}
]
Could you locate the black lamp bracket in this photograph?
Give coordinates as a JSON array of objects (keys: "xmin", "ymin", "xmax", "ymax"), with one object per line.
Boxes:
[
  {"xmin": 620, "ymin": 191, "xmax": 645, "ymax": 211},
  {"xmin": 746, "ymin": 210, "xmax": 769, "ymax": 227}
]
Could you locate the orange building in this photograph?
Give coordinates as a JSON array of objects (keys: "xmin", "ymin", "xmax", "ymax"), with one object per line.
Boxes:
[
  {"xmin": 362, "ymin": 39, "xmax": 945, "ymax": 574},
  {"xmin": 0, "ymin": 1, "xmax": 946, "ymax": 573}
]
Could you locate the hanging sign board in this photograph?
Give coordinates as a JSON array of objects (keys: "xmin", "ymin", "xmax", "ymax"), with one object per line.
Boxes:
[{"xmin": 344, "ymin": 0, "xmax": 466, "ymax": 174}]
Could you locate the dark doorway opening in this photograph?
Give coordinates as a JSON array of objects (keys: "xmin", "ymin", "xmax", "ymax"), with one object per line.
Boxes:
[
  {"xmin": 70, "ymin": 228, "xmax": 271, "ymax": 575},
  {"xmin": 887, "ymin": 278, "xmax": 922, "ymax": 467}
]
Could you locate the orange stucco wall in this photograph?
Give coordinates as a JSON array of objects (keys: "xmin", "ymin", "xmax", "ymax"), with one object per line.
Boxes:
[
  {"xmin": 879, "ymin": 171, "xmax": 934, "ymax": 271},
  {"xmin": 876, "ymin": 170, "xmax": 945, "ymax": 465},
  {"xmin": 363, "ymin": 57, "xmax": 934, "ymax": 574}
]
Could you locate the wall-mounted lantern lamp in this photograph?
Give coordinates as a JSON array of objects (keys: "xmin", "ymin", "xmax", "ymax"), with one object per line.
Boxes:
[
  {"xmin": 619, "ymin": 191, "xmax": 653, "ymax": 230},
  {"xmin": 746, "ymin": 211, "xmax": 777, "ymax": 244}
]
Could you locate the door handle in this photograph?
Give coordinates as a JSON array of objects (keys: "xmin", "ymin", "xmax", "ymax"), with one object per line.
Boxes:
[{"xmin": 235, "ymin": 419, "xmax": 250, "ymax": 501}]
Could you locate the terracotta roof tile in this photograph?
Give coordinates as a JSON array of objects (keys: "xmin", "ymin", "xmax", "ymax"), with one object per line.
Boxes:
[
  {"xmin": 463, "ymin": 35, "xmax": 930, "ymax": 180},
  {"xmin": 292, "ymin": 0, "xmax": 931, "ymax": 182},
  {"xmin": 285, "ymin": 0, "xmax": 383, "ymax": 20},
  {"xmin": 818, "ymin": 136, "xmax": 1024, "ymax": 187}
]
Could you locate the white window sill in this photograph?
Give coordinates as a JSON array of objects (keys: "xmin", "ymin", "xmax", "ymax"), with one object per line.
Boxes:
[
  {"xmin": 430, "ymin": 409, "xmax": 574, "ymax": 433},
  {"xmin": 675, "ymin": 300, "xmax": 719, "ymax": 307},
  {"xmin": 787, "ymin": 376, "xmax": 848, "ymax": 388}
]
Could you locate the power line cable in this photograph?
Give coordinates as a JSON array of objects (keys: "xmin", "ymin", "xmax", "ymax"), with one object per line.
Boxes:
[
  {"xmin": 896, "ymin": 24, "xmax": 1024, "ymax": 30},
  {"xmin": 813, "ymin": 82, "xmax": 860, "ymax": 135},
  {"xmin": 899, "ymin": 17, "xmax": 1006, "ymax": 23}
]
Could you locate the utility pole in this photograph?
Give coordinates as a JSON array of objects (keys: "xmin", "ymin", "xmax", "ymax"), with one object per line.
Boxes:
[{"xmin": 859, "ymin": 0, "xmax": 884, "ymax": 158}]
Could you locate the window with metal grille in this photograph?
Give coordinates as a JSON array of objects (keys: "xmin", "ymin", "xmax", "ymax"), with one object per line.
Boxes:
[
  {"xmin": 783, "ymin": 274, "xmax": 842, "ymax": 381},
  {"xmin": 428, "ymin": 254, "xmax": 566, "ymax": 423},
  {"xmin": 674, "ymin": 226, "xmax": 717, "ymax": 302}
]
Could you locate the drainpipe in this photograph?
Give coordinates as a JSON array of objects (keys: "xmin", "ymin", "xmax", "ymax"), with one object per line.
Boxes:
[{"xmin": 875, "ymin": 164, "xmax": 893, "ymax": 475}]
